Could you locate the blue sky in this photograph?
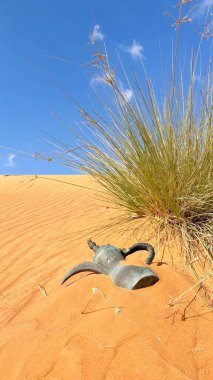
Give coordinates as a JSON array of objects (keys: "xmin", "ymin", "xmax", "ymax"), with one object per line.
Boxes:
[{"xmin": 0, "ymin": 0, "xmax": 212, "ymax": 174}]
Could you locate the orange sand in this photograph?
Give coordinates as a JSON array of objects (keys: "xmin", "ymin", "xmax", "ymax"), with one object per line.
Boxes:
[{"xmin": 0, "ymin": 175, "xmax": 212, "ymax": 380}]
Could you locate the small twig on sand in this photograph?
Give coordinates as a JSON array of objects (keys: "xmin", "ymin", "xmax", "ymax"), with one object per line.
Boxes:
[
  {"xmin": 81, "ymin": 287, "xmax": 106, "ymax": 314},
  {"xmin": 181, "ymin": 285, "xmax": 202, "ymax": 321},
  {"xmin": 92, "ymin": 287, "xmax": 107, "ymax": 300},
  {"xmin": 37, "ymin": 285, "xmax": 48, "ymax": 297},
  {"xmin": 164, "ymin": 308, "xmax": 180, "ymax": 324},
  {"xmin": 81, "ymin": 306, "xmax": 123, "ymax": 315},
  {"xmin": 81, "ymin": 288, "xmax": 123, "ymax": 315}
]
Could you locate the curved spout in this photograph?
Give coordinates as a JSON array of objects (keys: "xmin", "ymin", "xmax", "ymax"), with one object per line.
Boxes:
[
  {"xmin": 122, "ymin": 243, "xmax": 155, "ymax": 265},
  {"xmin": 61, "ymin": 262, "xmax": 107, "ymax": 285}
]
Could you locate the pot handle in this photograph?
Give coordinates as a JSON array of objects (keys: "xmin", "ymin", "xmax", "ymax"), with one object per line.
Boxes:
[{"xmin": 122, "ymin": 243, "xmax": 155, "ymax": 265}]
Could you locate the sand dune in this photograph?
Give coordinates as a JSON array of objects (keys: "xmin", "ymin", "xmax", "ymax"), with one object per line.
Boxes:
[{"xmin": 0, "ymin": 175, "xmax": 212, "ymax": 380}]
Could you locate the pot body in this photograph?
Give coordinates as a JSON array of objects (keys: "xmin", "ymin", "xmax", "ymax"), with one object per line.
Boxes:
[
  {"xmin": 93, "ymin": 244, "xmax": 124, "ymax": 269},
  {"xmin": 110, "ymin": 264, "xmax": 159, "ymax": 290},
  {"xmin": 93, "ymin": 244, "xmax": 159, "ymax": 289}
]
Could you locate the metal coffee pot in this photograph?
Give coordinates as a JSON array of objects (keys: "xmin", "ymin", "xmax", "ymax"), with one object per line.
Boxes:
[{"xmin": 61, "ymin": 239, "xmax": 159, "ymax": 290}]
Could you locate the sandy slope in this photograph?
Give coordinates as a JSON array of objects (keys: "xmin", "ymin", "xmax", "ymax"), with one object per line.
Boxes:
[{"xmin": 0, "ymin": 175, "xmax": 212, "ymax": 380}]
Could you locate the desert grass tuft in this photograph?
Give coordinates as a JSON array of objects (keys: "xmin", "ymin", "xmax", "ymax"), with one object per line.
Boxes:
[{"xmin": 57, "ymin": 66, "xmax": 212, "ymax": 277}]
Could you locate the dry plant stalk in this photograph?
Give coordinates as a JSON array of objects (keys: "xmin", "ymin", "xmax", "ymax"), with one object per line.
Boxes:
[{"xmin": 169, "ymin": 272, "xmax": 213, "ymax": 306}]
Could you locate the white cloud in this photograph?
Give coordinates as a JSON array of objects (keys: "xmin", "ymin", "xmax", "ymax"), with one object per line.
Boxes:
[
  {"xmin": 90, "ymin": 76, "xmax": 106, "ymax": 86},
  {"xmin": 194, "ymin": 0, "xmax": 213, "ymax": 17},
  {"xmin": 125, "ymin": 40, "xmax": 144, "ymax": 60},
  {"xmin": 5, "ymin": 154, "xmax": 16, "ymax": 167},
  {"xmin": 120, "ymin": 88, "xmax": 133, "ymax": 102},
  {"xmin": 90, "ymin": 72, "xmax": 133, "ymax": 103},
  {"xmin": 194, "ymin": 74, "xmax": 205, "ymax": 85},
  {"xmin": 90, "ymin": 71, "xmax": 115, "ymax": 86},
  {"xmin": 90, "ymin": 25, "xmax": 105, "ymax": 43},
  {"xmin": 117, "ymin": 79, "xmax": 133, "ymax": 103},
  {"xmin": 192, "ymin": 0, "xmax": 213, "ymax": 36}
]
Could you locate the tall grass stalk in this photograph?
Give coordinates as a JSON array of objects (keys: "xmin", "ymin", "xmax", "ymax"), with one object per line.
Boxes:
[{"xmin": 54, "ymin": 1, "xmax": 213, "ymax": 282}]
